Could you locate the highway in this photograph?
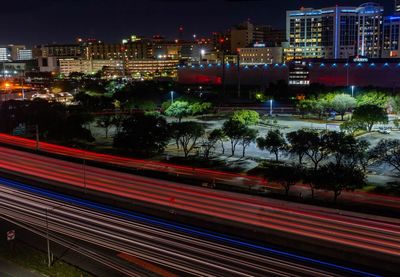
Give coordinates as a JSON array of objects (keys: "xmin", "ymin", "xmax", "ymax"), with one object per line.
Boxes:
[
  {"xmin": 0, "ymin": 132, "xmax": 399, "ymax": 210},
  {"xmin": 0, "ymin": 145, "xmax": 399, "ymax": 273},
  {"xmin": 0, "ymin": 179, "xmax": 370, "ymax": 277},
  {"xmin": 0, "ymin": 133, "xmax": 270, "ymax": 189}
]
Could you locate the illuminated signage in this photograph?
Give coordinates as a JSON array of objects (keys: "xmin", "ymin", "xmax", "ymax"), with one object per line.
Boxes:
[{"xmin": 353, "ymin": 56, "xmax": 368, "ymax": 63}]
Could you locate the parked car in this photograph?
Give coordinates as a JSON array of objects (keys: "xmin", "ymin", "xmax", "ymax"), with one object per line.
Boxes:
[{"xmin": 378, "ymin": 127, "xmax": 391, "ymax": 134}]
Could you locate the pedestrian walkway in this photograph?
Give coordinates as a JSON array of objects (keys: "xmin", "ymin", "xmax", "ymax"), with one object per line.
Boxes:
[{"xmin": 0, "ymin": 258, "xmax": 42, "ymax": 277}]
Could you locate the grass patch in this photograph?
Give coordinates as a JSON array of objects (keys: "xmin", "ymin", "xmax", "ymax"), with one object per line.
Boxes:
[{"xmin": 0, "ymin": 239, "xmax": 92, "ymax": 277}]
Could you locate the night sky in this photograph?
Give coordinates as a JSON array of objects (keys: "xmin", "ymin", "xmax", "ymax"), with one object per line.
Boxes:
[{"xmin": 1, "ymin": 0, "xmax": 395, "ymax": 45}]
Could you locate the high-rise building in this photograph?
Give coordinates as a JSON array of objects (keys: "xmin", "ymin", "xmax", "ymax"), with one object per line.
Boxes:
[
  {"xmin": 357, "ymin": 3, "xmax": 384, "ymax": 58},
  {"xmin": 286, "ymin": 6, "xmax": 359, "ymax": 60},
  {"xmin": 285, "ymin": 3, "xmax": 384, "ymax": 60},
  {"xmin": 230, "ymin": 21, "xmax": 285, "ymax": 53},
  {"xmin": 382, "ymin": 15, "xmax": 400, "ymax": 58}
]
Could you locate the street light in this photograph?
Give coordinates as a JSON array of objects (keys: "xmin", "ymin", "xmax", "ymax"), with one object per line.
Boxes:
[
  {"xmin": 200, "ymin": 49, "xmax": 205, "ymax": 62},
  {"xmin": 269, "ymin": 99, "xmax": 273, "ymax": 116},
  {"xmin": 351, "ymin": 85, "xmax": 355, "ymax": 98},
  {"xmin": 170, "ymin": 91, "xmax": 174, "ymax": 104}
]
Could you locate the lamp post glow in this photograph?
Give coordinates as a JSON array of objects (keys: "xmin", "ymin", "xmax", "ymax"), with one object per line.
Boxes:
[
  {"xmin": 200, "ymin": 49, "xmax": 205, "ymax": 62},
  {"xmin": 170, "ymin": 91, "xmax": 174, "ymax": 104},
  {"xmin": 351, "ymin": 85, "xmax": 355, "ymax": 98},
  {"xmin": 269, "ymin": 99, "xmax": 273, "ymax": 116}
]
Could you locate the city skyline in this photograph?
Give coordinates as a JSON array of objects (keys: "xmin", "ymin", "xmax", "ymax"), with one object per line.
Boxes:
[{"xmin": 1, "ymin": 0, "xmax": 395, "ymax": 45}]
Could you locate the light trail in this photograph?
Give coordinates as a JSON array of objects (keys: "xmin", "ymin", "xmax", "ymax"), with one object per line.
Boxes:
[{"xmin": 0, "ymin": 178, "xmax": 381, "ymax": 277}]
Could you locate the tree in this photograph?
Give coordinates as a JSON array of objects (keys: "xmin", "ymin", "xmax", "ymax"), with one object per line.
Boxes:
[
  {"xmin": 231, "ymin": 110, "xmax": 260, "ymax": 126},
  {"xmin": 169, "ymin": 122, "xmax": 205, "ymax": 158},
  {"xmin": 113, "ymin": 114, "xmax": 169, "ymax": 157},
  {"xmin": 222, "ymin": 119, "xmax": 247, "ymax": 156},
  {"xmin": 257, "ymin": 129, "xmax": 287, "ymax": 162},
  {"xmin": 286, "ymin": 129, "xmax": 311, "ymax": 165},
  {"xmin": 202, "ymin": 132, "xmax": 218, "ymax": 160},
  {"xmin": 370, "ymin": 140, "xmax": 400, "ymax": 175},
  {"xmin": 314, "ymin": 164, "xmax": 366, "ymax": 203},
  {"xmin": 165, "ymin": 101, "xmax": 192, "ymax": 122},
  {"xmin": 266, "ymin": 165, "xmax": 302, "ymax": 196},
  {"xmin": 96, "ymin": 116, "xmax": 114, "ymax": 138},
  {"xmin": 340, "ymin": 120, "xmax": 367, "ymax": 135},
  {"xmin": 190, "ymin": 102, "xmax": 213, "ymax": 115},
  {"xmin": 240, "ymin": 128, "xmax": 258, "ymax": 158},
  {"xmin": 331, "ymin": 94, "xmax": 356, "ymax": 120},
  {"xmin": 209, "ymin": 129, "xmax": 227, "ymax": 155},
  {"xmin": 352, "ymin": 104, "xmax": 388, "ymax": 132},
  {"xmin": 390, "ymin": 95, "xmax": 400, "ymax": 114},
  {"xmin": 356, "ymin": 91, "xmax": 389, "ymax": 108},
  {"xmin": 303, "ymin": 130, "xmax": 330, "ymax": 171},
  {"xmin": 301, "ymin": 168, "xmax": 318, "ymax": 199}
]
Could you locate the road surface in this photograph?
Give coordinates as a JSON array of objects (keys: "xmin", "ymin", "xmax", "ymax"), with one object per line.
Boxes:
[
  {"xmin": 0, "ymin": 180, "xmax": 379, "ymax": 277},
  {"xmin": 0, "ymin": 146, "xmax": 398, "ymax": 274}
]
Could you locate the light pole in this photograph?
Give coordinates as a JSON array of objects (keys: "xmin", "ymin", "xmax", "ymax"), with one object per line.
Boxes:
[
  {"xmin": 170, "ymin": 91, "xmax": 174, "ymax": 104},
  {"xmin": 269, "ymin": 99, "xmax": 273, "ymax": 116},
  {"xmin": 351, "ymin": 85, "xmax": 355, "ymax": 98},
  {"xmin": 200, "ymin": 49, "xmax": 205, "ymax": 63}
]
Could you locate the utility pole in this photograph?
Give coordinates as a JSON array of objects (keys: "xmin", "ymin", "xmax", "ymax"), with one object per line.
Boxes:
[
  {"xmin": 237, "ymin": 54, "xmax": 241, "ymax": 98},
  {"xmin": 45, "ymin": 209, "xmax": 51, "ymax": 268},
  {"xmin": 222, "ymin": 52, "xmax": 226, "ymax": 102},
  {"xmin": 35, "ymin": 125, "xmax": 40, "ymax": 151}
]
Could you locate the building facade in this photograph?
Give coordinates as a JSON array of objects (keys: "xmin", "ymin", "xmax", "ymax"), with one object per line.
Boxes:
[
  {"xmin": 239, "ymin": 45, "xmax": 283, "ymax": 65},
  {"xmin": 286, "ymin": 3, "xmax": 384, "ymax": 61},
  {"xmin": 357, "ymin": 3, "xmax": 384, "ymax": 58},
  {"xmin": 396, "ymin": 0, "xmax": 400, "ymax": 13},
  {"xmin": 382, "ymin": 15, "xmax": 400, "ymax": 58},
  {"xmin": 0, "ymin": 47, "xmax": 10, "ymax": 61},
  {"xmin": 59, "ymin": 59, "xmax": 123, "ymax": 76},
  {"xmin": 286, "ymin": 6, "xmax": 359, "ymax": 60}
]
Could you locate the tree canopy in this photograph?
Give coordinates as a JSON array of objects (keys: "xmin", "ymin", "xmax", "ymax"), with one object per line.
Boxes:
[
  {"xmin": 113, "ymin": 114, "xmax": 169, "ymax": 157},
  {"xmin": 352, "ymin": 104, "xmax": 388, "ymax": 132}
]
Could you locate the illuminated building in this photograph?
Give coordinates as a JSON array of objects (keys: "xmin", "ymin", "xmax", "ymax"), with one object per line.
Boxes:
[
  {"xmin": 239, "ymin": 44, "xmax": 283, "ymax": 65},
  {"xmin": 396, "ymin": 0, "xmax": 400, "ymax": 13},
  {"xmin": 86, "ymin": 41, "xmax": 151, "ymax": 60},
  {"xmin": 357, "ymin": 3, "xmax": 384, "ymax": 58},
  {"xmin": 17, "ymin": 50, "xmax": 33, "ymax": 61},
  {"xmin": 8, "ymin": 45, "xmax": 26, "ymax": 60},
  {"xmin": 177, "ymin": 58, "xmax": 400, "ymax": 88},
  {"xmin": 288, "ymin": 61, "xmax": 310, "ymax": 86},
  {"xmin": 286, "ymin": 3, "xmax": 384, "ymax": 61},
  {"xmin": 382, "ymin": 16, "xmax": 400, "ymax": 58},
  {"xmin": 41, "ymin": 44, "xmax": 83, "ymax": 58},
  {"xmin": 0, "ymin": 47, "xmax": 10, "ymax": 61},
  {"xmin": 59, "ymin": 59, "xmax": 123, "ymax": 76},
  {"xmin": 126, "ymin": 59, "xmax": 179, "ymax": 80},
  {"xmin": 286, "ymin": 6, "xmax": 359, "ymax": 60}
]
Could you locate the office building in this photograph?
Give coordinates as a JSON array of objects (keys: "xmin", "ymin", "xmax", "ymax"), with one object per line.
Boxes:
[
  {"xmin": 382, "ymin": 15, "xmax": 400, "ymax": 58},
  {"xmin": 59, "ymin": 59, "xmax": 123, "ymax": 76},
  {"xmin": 17, "ymin": 49, "xmax": 33, "ymax": 60},
  {"xmin": 357, "ymin": 3, "xmax": 384, "ymax": 58},
  {"xmin": 286, "ymin": 6, "xmax": 359, "ymax": 60},
  {"xmin": 239, "ymin": 44, "xmax": 283, "ymax": 65},
  {"xmin": 126, "ymin": 59, "xmax": 179, "ymax": 80},
  {"xmin": 41, "ymin": 44, "xmax": 84, "ymax": 58},
  {"xmin": 286, "ymin": 3, "xmax": 384, "ymax": 60},
  {"xmin": 0, "ymin": 47, "xmax": 10, "ymax": 61},
  {"xmin": 8, "ymin": 45, "xmax": 26, "ymax": 60}
]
